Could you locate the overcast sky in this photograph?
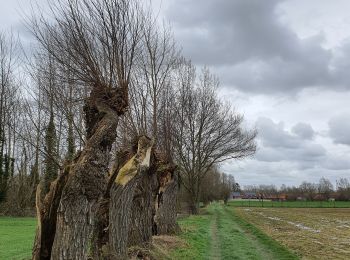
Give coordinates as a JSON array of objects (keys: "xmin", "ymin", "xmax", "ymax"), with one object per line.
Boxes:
[{"xmin": 1, "ymin": 0, "xmax": 350, "ymax": 188}]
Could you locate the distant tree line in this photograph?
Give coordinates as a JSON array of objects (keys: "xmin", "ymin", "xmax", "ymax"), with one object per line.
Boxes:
[{"xmin": 243, "ymin": 177, "xmax": 350, "ymax": 201}]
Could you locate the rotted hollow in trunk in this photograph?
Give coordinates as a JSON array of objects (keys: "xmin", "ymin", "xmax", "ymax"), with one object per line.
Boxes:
[
  {"xmin": 32, "ymin": 164, "xmax": 71, "ymax": 260},
  {"xmin": 154, "ymin": 163, "xmax": 179, "ymax": 235}
]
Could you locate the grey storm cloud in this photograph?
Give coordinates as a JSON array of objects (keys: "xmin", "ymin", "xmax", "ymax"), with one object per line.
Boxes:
[
  {"xmin": 330, "ymin": 41, "xmax": 350, "ymax": 88},
  {"xmin": 292, "ymin": 123, "xmax": 315, "ymax": 140},
  {"xmin": 254, "ymin": 117, "xmax": 350, "ymax": 174},
  {"xmin": 328, "ymin": 114, "xmax": 350, "ymax": 145},
  {"xmin": 257, "ymin": 117, "xmax": 302, "ymax": 149},
  {"xmin": 167, "ymin": 0, "xmax": 297, "ymax": 65},
  {"xmin": 255, "ymin": 117, "xmax": 325, "ymax": 168},
  {"xmin": 166, "ymin": 0, "xmax": 350, "ymax": 94},
  {"xmin": 163, "ymin": 0, "xmax": 350, "ymax": 186},
  {"xmin": 321, "ymin": 156, "xmax": 350, "ymax": 171}
]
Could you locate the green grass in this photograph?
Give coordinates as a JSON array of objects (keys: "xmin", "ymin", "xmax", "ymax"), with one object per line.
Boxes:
[
  {"xmin": 0, "ymin": 217, "xmax": 36, "ymax": 260},
  {"xmin": 0, "ymin": 204, "xmax": 302, "ymax": 260},
  {"xmin": 170, "ymin": 212, "xmax": 212, "ymax": 259},
  {"xmin": 171, "ymin": 203, "xmax": 298, "ymax": 260},
  {"xmin": 228, "ymin": 200, "xmax": 350, "ymax": 208}
]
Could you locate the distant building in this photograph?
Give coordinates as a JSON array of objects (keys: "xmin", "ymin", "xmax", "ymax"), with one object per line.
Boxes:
[
  {"xmin": 231, "ymin": 192, "xmax": 242, "ymax": 199},
  {"xmin": 264, "ymin": 194, "xmax": 287, "ymax": 201},
  {"xmin": 242, "ymin": 192, "xmax": 258, "ymax": 199}
]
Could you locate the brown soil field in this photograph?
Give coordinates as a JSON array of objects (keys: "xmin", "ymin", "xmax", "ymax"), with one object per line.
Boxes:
[{"xmin": 235, "ymin": 207, "xmax": 350, "ymax": 260}]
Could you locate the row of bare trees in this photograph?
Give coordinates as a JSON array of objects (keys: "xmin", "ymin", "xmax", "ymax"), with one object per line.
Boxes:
[
  {"xmin": 243, "ymin": 177, "xmax": 350, "ymax": 201},
  {"xmin": 0, "ymin": 0, "xmax": 256, "ymax": 259},
  {"xmin": 0, "ymin": 32, "xmax": 16, "ymax": 200}
]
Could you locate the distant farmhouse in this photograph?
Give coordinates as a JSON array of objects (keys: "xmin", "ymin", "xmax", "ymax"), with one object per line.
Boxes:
[{"xmin": 231, "ymin": 192, "xmax": 286, "ymax": 201}]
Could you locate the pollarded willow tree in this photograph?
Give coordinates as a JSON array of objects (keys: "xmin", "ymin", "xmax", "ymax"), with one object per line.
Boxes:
[
  {"xmin": 173, "ymin": 62, "xmax": 257, "ymax": 214},
  {"xmin": 29, "ymin": 0, "xmax": 148, "ymax": 259},
  {"xmin": 120, "ymin": 18, "xmax": 180, "ymax": 242},
  {"xmin": 87, "ymin": 5, "xmax": 180, "ymax": 258}
]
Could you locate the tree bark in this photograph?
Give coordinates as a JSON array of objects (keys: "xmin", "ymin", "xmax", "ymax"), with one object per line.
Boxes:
[
  {"xmin": 32, "ymin": 165, "xmax": 70, "ymax": 260},
  {"xmin": 50, "ymin": 109, "xmax": 118, "ymax": 259},
  {"xmin": 126, "ymin": 152, "xmax": 178, "ymax": 248},
  {"xmin": 127, "ymin": 167, "xmax": 157, "ymax": 247},
  {"xmin": 33, "ymin": 85, "xmax": 128, "ymax": 260},
  {"xmin": 154, "ymin": 171, "xmax": 179, "ymax": 235},
  {"xmin": 108, "ymin": 136, "xmax": 153, "ymax": 259},
  {"xmin": 91, "ymin": 150, "xmax": 130, "ymax": 260}
]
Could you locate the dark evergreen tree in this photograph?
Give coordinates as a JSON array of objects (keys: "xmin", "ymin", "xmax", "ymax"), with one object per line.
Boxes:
[{"xmin": 43, "ymin": 111, "xmax": 58, "ymax": 194}]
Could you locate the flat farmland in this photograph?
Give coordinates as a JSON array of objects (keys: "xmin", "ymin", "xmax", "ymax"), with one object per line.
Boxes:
[
  {"xmin": 235, "ymin": 207, "xmax": 350, "ymax": 259},
  {"xmin": 229, "ymin": 200, "xmax": 350, "ymax": 208}
]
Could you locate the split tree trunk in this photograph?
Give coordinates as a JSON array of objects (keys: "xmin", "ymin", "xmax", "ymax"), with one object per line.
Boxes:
[
  {"xmin": 32, "ymin": 165, "xmax": 70, "ymax": 260},
  {"xmin": 108, "ymin": 136, "xmax": 153, "ymax": 259},
  {"xmin": 33, "ymin": 86, "xmax": 128, "ymax": 260}
]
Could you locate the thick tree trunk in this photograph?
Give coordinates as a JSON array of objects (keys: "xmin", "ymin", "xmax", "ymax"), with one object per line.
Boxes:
[
  {"xmin": 154, "ymin": 171, "xmax": 179, "ymax": 235},
  {"xmin": 91, "ymin": 150, "xmax": 130, "ymax": 260},
  {"xmin": 127, "ymin": 168, "xmax": 157, "ymax": 247},
  {"xmin": 33, "ymin": 86, "xmax": 128, "ymax": 260},
  {"xmin": 50, "ymin": 110, "xmax": 118, "ymax": 259},
  {"xmin": 127, "ymin": 152, "xmax": 178, "ymax": 249},
  {"xmin": 124, "ymin": 151, "xmax": 179, "ymax": 245},
  {"xmin": 108, "ymin": 137, "xmax": 153, "ymax": 259}
]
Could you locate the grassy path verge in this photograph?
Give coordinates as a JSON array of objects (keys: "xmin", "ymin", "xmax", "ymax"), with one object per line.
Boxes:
[
  {"xmin": 172, "ymin": 202, "xmax": 298, "ymax": 259},
  {"xmin": 170, "ymin": 213, "xmax": 212, "ymax": 259}
]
